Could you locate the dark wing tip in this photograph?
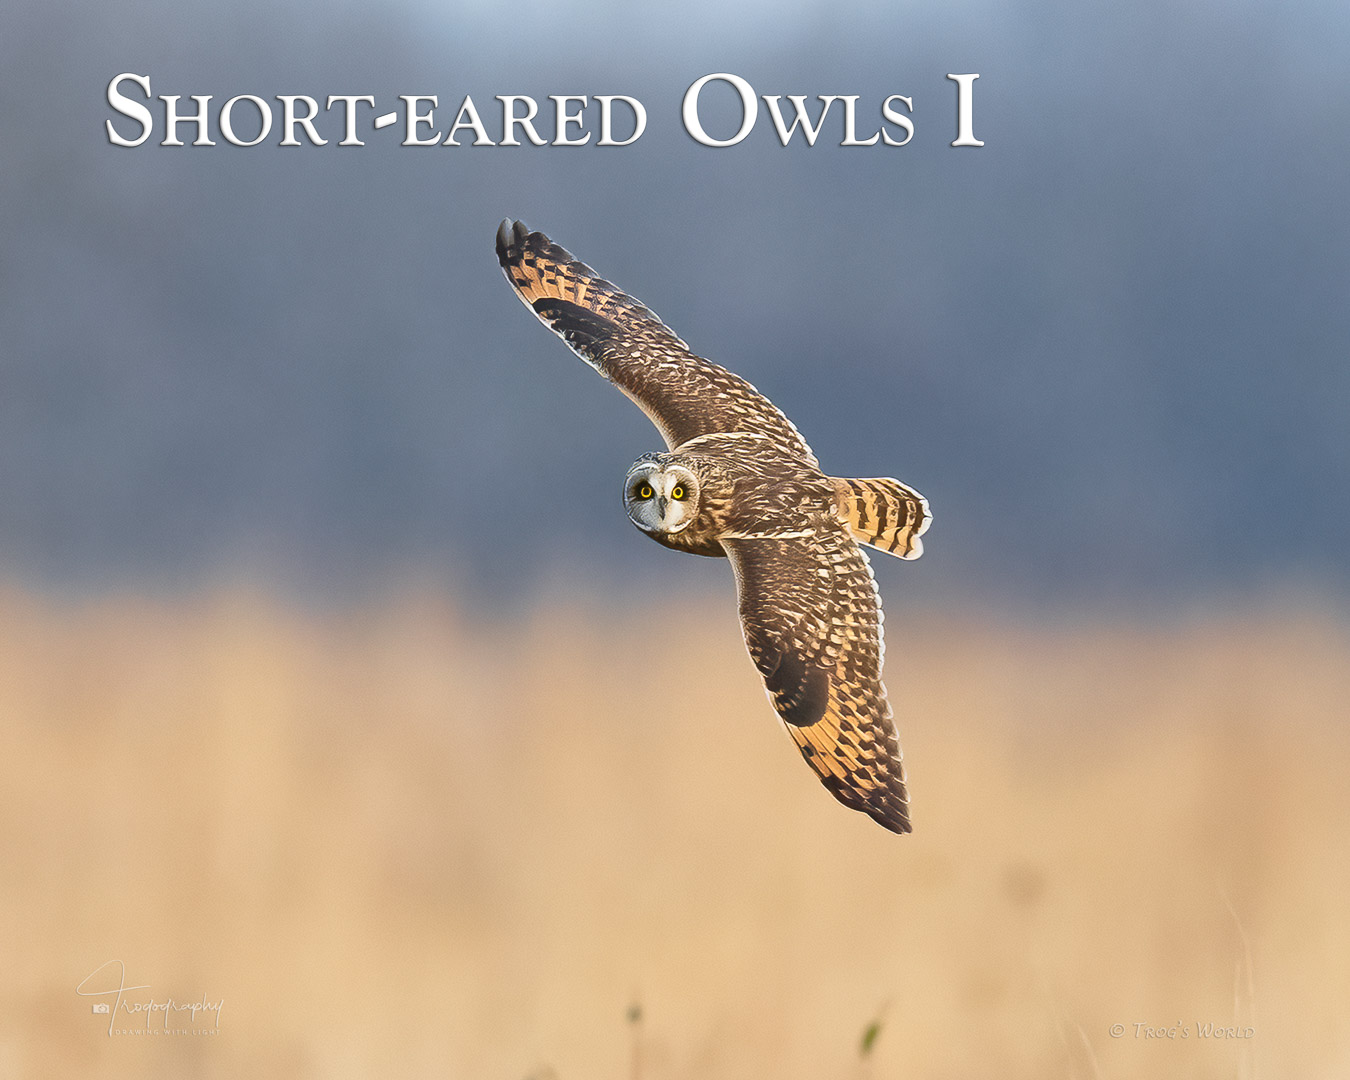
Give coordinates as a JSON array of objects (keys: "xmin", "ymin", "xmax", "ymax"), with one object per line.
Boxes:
[
  {"xmin": 496, "ymin": 218, "xmax": 546, "ymax": 265},
  {"xmin": 872, "ymin": 764, "xmax": 912, "ymax": 834},
  {"xmin": 822, "ymin": 764, "xmax": 912, "ymax": 834},
  {"xmin": 872, "ymin": 801, "xmax": 912, "ymax": 834},
  {"xmin": 495, "ymin": 219, "xmax": 588, "ymax": 287},
  {"xmin": 496, "ymin": 218, "xmax": 537, "ymax": 266}
]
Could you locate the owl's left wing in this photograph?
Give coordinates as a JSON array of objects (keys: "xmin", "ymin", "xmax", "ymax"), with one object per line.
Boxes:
[
  {"xmin": 496, "ymin": 220, "xmax": 818, "ymax": 466},
  {"xmin": 724, "ymin": 524, "xmax": 911, "ymax": 834}
]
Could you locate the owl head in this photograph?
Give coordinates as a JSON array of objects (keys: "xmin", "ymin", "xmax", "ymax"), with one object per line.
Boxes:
[{"xmin": 623, "ymin": 454, "xmax": 700, "ymax": 537}]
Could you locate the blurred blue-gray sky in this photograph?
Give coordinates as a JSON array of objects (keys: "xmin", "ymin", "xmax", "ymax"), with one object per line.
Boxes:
[{"xmin": 3, "ymin": 0, "xmax": 1348, "ymax": 611}]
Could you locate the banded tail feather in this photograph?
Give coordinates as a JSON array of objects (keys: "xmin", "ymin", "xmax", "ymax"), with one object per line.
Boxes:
[{"xmin": 833, "ymin": 477, "xmax": 931, "ymax": 560}]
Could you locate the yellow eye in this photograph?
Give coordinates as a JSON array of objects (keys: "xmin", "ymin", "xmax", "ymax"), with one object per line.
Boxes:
[
  {"xmin": 671, "ymin": 485, "xmax": 686, "ymax": 500},
  {"xmin": 637, "ymin": 483, "xmax": 653, "ymax": 500}
]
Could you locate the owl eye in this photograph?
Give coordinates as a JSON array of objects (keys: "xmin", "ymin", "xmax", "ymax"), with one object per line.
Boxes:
[
  {"xmin": 671, "ymin": 485, "xmax": 687, "ymax": 500},
  {"xmin": 636, "ymin": 483, "xmax": 654, "ymax": 500}
]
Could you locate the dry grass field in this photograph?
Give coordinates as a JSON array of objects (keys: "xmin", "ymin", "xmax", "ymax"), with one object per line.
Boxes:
[{"xmin": 1, "ymin": 583, "xmax": 1347, "ymax": 1079}]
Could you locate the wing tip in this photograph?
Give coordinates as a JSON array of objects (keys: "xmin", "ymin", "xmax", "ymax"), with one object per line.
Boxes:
[
  {"xmin": 823, "ymin": 774, "xmax": 912, "ymax": 834},
  {"xmin": 852, "ymin": 777, "xmax": 911, "ymax": 834},
  {"xmin": 496, "ymin": 218, "xmax": 537, "ymax": 267},
  {"xmin": 872, "ymin": 803, "xmax": 912, "ymax": 834}
]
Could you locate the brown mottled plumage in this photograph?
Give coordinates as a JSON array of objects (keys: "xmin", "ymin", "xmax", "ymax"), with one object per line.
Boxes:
[{"xmin": 495, "ymin": 220, "xmax": 931, "ymax": 833}]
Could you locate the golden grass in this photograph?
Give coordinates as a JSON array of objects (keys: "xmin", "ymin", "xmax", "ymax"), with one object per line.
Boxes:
[{"xmin": 1, "ymin": 583, "xmax": 1347, "ymax": 1078}]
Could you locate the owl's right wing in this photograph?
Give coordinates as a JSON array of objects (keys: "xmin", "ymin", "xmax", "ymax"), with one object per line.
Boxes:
[
  {"xmin": 723, "ymin": 523, "xmax": 911, "ymax": 834},
  {"xmin": 496, "ymin": 220, "xmax": 817, "ymax": 466}
]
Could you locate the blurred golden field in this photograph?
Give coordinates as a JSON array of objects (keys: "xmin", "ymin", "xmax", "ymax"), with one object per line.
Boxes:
[{"xmin": 1, "ymin": 582, "xmax": 1347, "ymax": 1079}]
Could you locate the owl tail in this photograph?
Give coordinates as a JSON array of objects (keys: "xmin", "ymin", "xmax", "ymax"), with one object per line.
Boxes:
[{"xmin": 832, "ymin": 477, "xmax": 931, "ymax": 560}]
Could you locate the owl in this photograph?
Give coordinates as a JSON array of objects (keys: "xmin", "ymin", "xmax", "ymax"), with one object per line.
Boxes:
[{"xmin": 496, "ymin": 220, "xmax": 930, "ymax": 833}]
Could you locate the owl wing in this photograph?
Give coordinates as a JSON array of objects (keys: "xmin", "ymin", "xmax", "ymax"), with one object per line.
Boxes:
[
  {"xmin": 496, "ymin": 220, "xmax": 818, "ymax": 466},
  {"xmin": 723, "ymin": 522, "xmax": 911, "ymax": 833}
]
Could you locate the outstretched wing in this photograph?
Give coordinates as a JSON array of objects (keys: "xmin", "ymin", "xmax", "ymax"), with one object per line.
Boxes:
[
  {"xmin": 496, "ymin": 219, "xmax": 817, "ymax": 466},
  {"xmin": 724, "ymin": 523, "xmax": 910, "ymax": 833}
]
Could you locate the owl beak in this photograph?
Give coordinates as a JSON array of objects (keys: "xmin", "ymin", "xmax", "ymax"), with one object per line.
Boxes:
[{"xmin": 656, "ymin": 495, "xmax": 669, "ymax": 516}]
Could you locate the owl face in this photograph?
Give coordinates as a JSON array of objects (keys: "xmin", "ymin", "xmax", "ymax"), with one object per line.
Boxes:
[{"xmin": 623, "ymin": 458, "xmax": 700, "ymax": 537}]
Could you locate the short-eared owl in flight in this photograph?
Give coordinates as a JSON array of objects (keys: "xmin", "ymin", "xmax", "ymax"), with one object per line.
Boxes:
[{"xmin": 496, "ymin": 221, "xmax": 930, "ymax": 833}]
